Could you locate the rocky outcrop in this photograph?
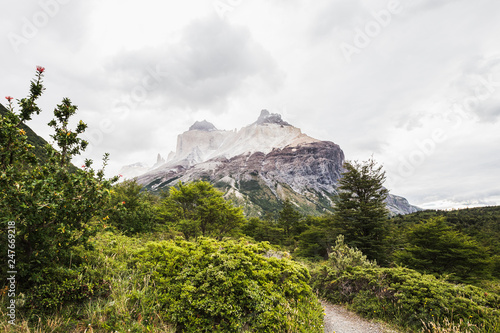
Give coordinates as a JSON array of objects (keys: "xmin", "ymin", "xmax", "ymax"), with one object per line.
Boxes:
[
  {"xmin": 135, "ymin": 110, "xmax": 420, "ymax": 216},
  {"xmin": 158, "ymin": 112, "xmax": 319, "ymax": 169},
  {"xmin": 189, "ymin": 120, "xmax": 218, "ymax": 131},
  {"xmin": 138, "ymin": 139, "xmax": 419, "ymax": 216},
  {"xmin": 139, "ymin": 141, "xmax": 344, "ymax": 215},
  {"xmin": 385, "ymin": 194, "xmax": 420, "ymax": 216},
  {"xmin": 256, "ymin": 109, "xmax": 291, "ymax": 126}
]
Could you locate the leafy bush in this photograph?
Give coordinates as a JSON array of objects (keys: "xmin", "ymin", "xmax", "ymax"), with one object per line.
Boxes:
[
  {"xmin": 157, "ymin": 181, "xmax": 246, "ymax": 240},
  {"xmin": 242, "ymin": 217, "xmax": 285, "ymax": 245},
  {"xmin": 0, "ymin": 67, "xmax": 117, "ymax": 291},
  {"xmin": 294, "ymin": 215, "xmax": 338, "ymax": 260},
  {"xmin": 328, "ymin": 234, "xmax": 377, "ymax": 271},
  {"xmin": 312, "ymin": 265, "xmax": 500, "ymax": 332},
  {"xmin": 25, "ymin": 266, "xmax": 111, "ymax": 312},
  {"xmin": 134, "ymin": 237, "xmax": 324, "ymax": 332},
  {"xmin": 104, "ymin": 179, "xmax": 157, "ymax": 234}
]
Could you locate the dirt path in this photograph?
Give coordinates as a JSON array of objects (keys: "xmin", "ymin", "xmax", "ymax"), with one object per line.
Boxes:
[{"xmin": 322, "ymin": 301, "xmax": 400, "ymax": 333}]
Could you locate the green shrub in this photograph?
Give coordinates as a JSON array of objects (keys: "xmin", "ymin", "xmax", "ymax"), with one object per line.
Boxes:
[
  {"xmin": 104, "ymin": 179, "xmax": 157, "ymax": 234},
  {"xmin": 157, "ymin": 181, "xmax": 246, "ymax": 240},
  {"xmin": 328, "ymin": 234, "xmax": 377, "ymax": 271},
  {"xmin": 25, "ymin": 265, "xmax": 111, "ymax": 312},
  {"xmin": 134, "ymin": 237, "xmax": 324, "ymax": 332},
  {"xmin": 312, "ymin": 265, "xmax": 500, "ymax": 332}
]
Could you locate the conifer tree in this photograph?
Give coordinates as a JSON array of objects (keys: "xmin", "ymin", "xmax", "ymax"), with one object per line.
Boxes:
[
  {"xmin": 278, "ymin": 199, "xmax": 302, "ymax": 237},
  {"xmin": 334, "ymin": 158, "xmax": 389, "ymax": 264},
  {"xmin": 395, "ymin": 217, "xmax": 491, "ymax": 283}
]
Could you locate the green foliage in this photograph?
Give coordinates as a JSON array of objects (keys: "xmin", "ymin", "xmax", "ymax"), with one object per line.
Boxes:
[
  {"xmin": 0, "ymin": 102, "xmax": 49, "ymax": 164},
  {"xmin": 334, "ymin": 158, "xmax": 390, "ymax": 264},
  {"xmin": 312, "ymin": 265, "xmax": 500, "ymax": 332},
  {"xmin": 0, "ymin": 231, "xmax": 177, "ymax": 332},
  {"xmin": 391, "ymin": 206, "xmax": 500, "ymax": 281},
  {"xmin": 158, "ymin": 181, "xmax": 246, "ymax": 240},
  {"xmin": 25, "ymin": 265, "xmax": 111, "ymax": 312},
  {"xmin": 278, "ymin": 199, "xmax": 303, "ymax": 237},
  {"xmin": 0, "ymin": 70, "xmax": 43, "ymax": 169},
  {"xmin": 241, "ymin": 217, "xmax": 285, "ymax": 245},
  {"xmin": 104, "ymin": 179, "xmax": 157, "ymax": 234},
  {"xmin": 0, "ymin": 67, "xmax": 117, "ymax": 297},
  {"xmin": 395, "ymin": 217, "xmax": 492, "ymax": 284},
  {"xmin": 294, "ymin": 215, "xmax": 338, "ymax": 260},
  {"xmin": 328, "ymin": 234, "xmax": 377, "ymax": 271},
  {"xmin": 134, "ymin": 237, "xmax": 324, "ymax": 332}
]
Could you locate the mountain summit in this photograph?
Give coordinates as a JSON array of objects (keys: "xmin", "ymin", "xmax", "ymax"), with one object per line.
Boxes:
[
  {"xmin": 256, "ymin": 109, "xmax": 291, "ymax": 126},
  {"xmin": 132, "ymin": 110, "xmax": 419, "ymax": 216},
  {"xmin": 161, "ymin": 110, "xmax": 318, "ymax": 168},
  {"xmin": 189, "ymin": 120, "xmax": 217, "ymax": 131}
]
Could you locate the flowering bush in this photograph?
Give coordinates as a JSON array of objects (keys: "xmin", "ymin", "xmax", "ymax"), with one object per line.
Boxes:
[{"xmin": 0, "ymin": 67, "xmax": 118, "ymax": 303}]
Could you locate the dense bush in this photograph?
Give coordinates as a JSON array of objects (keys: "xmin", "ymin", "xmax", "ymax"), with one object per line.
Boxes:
[
  {"xmin": 134, "ymin": 237, "xmax": 324, "ymax": 332},
  {"xmin": 157, "ymin": 181, "xmax": 246, "ymax": 240},
  {"xmin": 327, "ymin": 234, "xmax": 377, "ymax": 271},
  {"xmin": 0, "ymin": 67, "xmax": 117, "ymax": 293},
  {"xmin": 104, "ymin": 179, "xmax": 158, "ymax": 234},
  {"xmin": 395, "ymin": 217, "xmax": 492, "ymax": 284},
  {"xmin": 25, "ymin": 266, "xmax": 111, "ymax": 312},
  {"xmin": 312, "ymin": 264, "xmax": 500, "ymax": 332}
]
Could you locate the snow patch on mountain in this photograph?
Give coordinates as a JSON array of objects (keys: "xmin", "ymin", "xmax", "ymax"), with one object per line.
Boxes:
[{"xmin": 163, "ymin": 110, "xmax": 319, "ymax": 169}]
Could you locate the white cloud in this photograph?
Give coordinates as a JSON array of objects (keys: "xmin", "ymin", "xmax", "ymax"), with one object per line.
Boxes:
[{"xmin": 1, "ymin": 0, "xmax": 500, "ymax": 208}]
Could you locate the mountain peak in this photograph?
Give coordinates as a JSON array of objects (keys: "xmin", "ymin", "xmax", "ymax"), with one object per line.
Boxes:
[
  {"xmin": 189, "ymin": 120, "xmax": 217, "ymax": 131},
  {"xmin": 256, "ymin": 109, "xmax": 291, "ymax": 126}
]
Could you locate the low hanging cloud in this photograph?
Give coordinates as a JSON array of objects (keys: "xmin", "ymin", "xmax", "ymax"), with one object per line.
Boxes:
[{"xmin": 106, "ymin": 16, "xmax": 283, "ymax": 113}]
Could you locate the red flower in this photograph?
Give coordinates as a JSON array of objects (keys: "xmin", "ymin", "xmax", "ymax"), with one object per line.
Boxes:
[
  {"xmin": 122, "ymin": 201, "xmax": 126, "ymax": 205},
  {"xmin": 119, "ymin": 174, "xmax": 123, "ymax": 177},
  {"xmin": 36, "ymin": 66, "xmax": 45, "ymax": 73},
  {"xmin": 81, "ymin": 165, "xmax": 85, "ymax": 168},
  {"xmin": 5, "ymin": 96, "xmax": 13, "ymax": 102}
]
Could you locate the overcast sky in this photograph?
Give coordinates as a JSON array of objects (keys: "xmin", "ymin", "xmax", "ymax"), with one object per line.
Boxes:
[{"xmin": 2, "ymin": 0, "xmax": 500, "ymax": 209}]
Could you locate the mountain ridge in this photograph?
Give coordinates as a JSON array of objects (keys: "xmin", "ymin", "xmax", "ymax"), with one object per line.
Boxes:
[{"xmin": 132, "ymin": 110, "xmax": 420, "ymax": 216}]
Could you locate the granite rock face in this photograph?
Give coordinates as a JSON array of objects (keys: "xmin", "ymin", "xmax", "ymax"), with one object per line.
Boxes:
[
  {"xmin": 256, "ymin": 109, "xmax": 291, "ymax": 126},
  {"xmin": 139, "ymin": 141, "xmax": 345, "ymax": 215},
  {"xmin": 189, "ymin": 120, "xmax": 218, "ymax": 131},
  {"xmin": 136, "ymin": 114, "xmax": 420, "ymax": 216}
]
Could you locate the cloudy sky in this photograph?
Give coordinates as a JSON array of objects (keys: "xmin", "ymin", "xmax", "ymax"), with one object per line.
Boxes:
[{"xmin": 2, "ymin": 0, "xmax": 500, "ymax": 209}]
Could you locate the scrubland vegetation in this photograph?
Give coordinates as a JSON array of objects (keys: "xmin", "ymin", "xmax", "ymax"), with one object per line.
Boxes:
[{"xmin": 1, "ymin": 69, "xmax": 500, "ymax": 332}]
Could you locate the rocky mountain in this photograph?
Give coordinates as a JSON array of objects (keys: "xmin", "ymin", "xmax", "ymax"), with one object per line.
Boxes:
[{"xmin": 134, "ymin": 110, "xmax": 420, "ymax": 216}]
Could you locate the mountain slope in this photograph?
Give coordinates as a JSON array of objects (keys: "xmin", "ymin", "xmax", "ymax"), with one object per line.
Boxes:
[{"xmin": 136, "ymin": 110, "xmax": 420, "ymax": 216}]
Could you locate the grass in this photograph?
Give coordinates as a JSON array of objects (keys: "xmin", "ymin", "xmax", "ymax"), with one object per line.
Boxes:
[
  {"xmin": 0, "ymin": 231, "xmax": 176, "ymax": 332},
  {"xmin": 421, "ymin": 318, "xmax": 480, "ymax": 333},
  {"xmin": 4, "ymin": 230, "xmax": 499, "ymax": 332}
]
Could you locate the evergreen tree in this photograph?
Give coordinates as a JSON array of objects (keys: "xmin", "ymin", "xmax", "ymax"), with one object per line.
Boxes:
[
  {"xmin": 395, "ymin": 217, "xmax": 491, "ymax": 283},
  {"xmin": 334, "ymin": 158, "xmax": 389, "ymax": 264},
  {"xmin": 278, "ymin": 199, "xmax": 302, "ymax": 237}
]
